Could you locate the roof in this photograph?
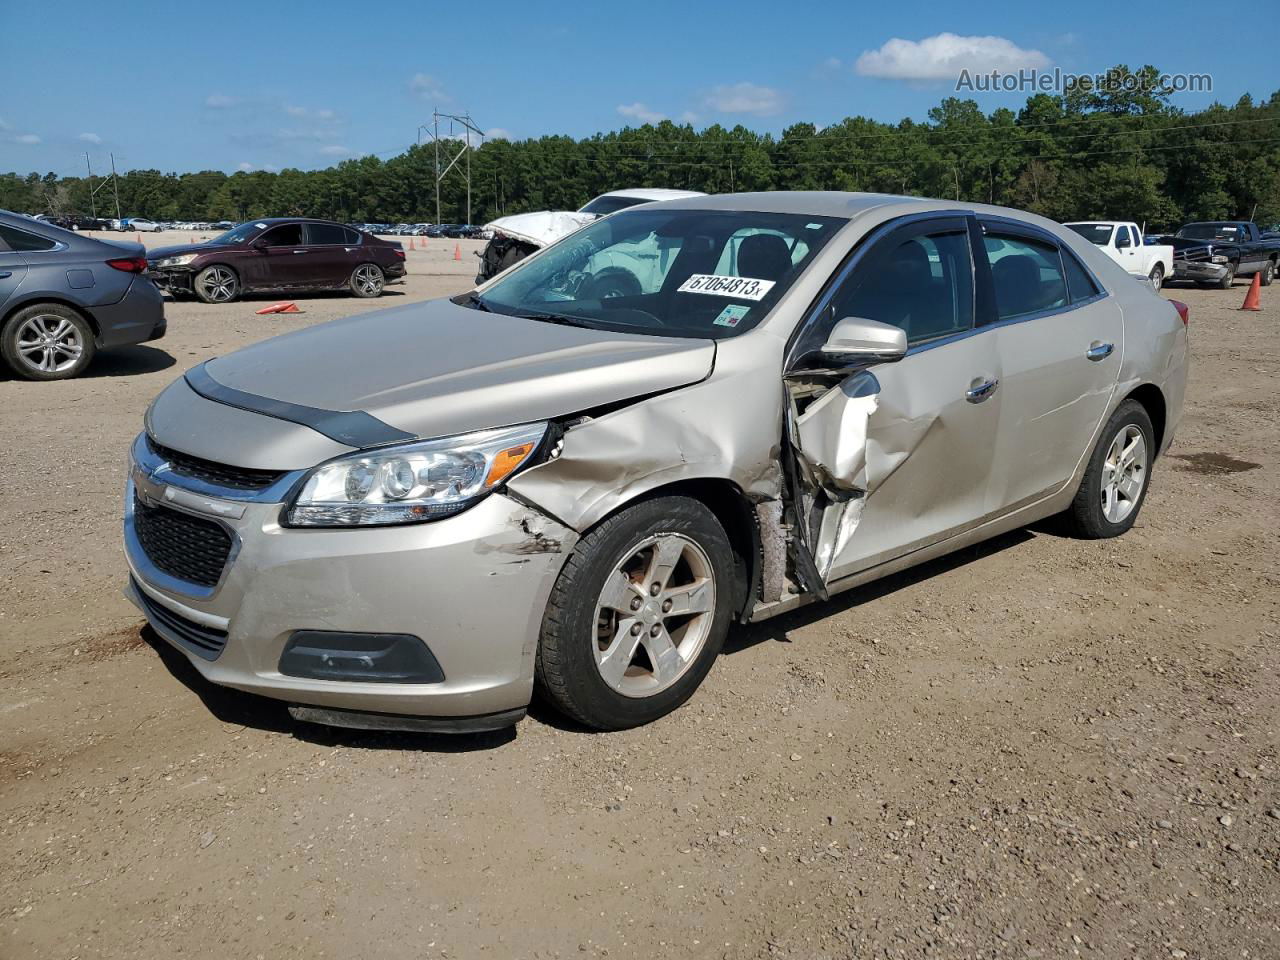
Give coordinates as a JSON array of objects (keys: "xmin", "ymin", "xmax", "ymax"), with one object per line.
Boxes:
[{"xmin": 601, "ymin": 188, "xmax": 706, "ymax": 201}]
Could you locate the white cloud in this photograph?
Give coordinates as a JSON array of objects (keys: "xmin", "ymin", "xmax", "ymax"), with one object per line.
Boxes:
[
  {"xmin": 285, "ymin": 105, "xmax": 336, "ymax": 120},
  {"xmin": 319, "ymin": 144, "xmax": 352, "ymax": 157},
  {"xmin": 205, "ymin": 93, "xmax": 237, "ymax": 108},
  {"xmin": 854, "ymin": 33, "xmax": 1050, "ymax": 81},
  {"xmin": 484, "ymin": 127, "xmax": 513, "ymax": 140},
  {"xmin": 703, "ymin": 82, "xmax": 785, "ymax": 117},
  {"xmin": 821, "ymin": 56, "xmax": 843, "ymax": 70},
  {"xmin": 617, "ymin": 102, "xmax": 666, "ymax": 125},
  {"xmin": 12, "ymin": 133, "xmax": 41, "ymax": 145},
  {"xmin": 678, "ymin": 111, "xmax": 700, "ymax": 125},
  {"xmin": 409, "ymin": 73, "xmax": 449, "ymax": 103},
  {"xmin": 78, "ymin": 132, "xmax": 102, "ymax": 144},
  {"xmin": 237, "ymin": 162, "xmax": 256, "ymax": 172}
]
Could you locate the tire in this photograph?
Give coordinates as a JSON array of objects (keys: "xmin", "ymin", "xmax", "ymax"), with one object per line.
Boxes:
[
  {"xmin": 1261, "ymin": 259, "xmax": 1276, "ymax": 287},
  {"xmin": 1215, "ymin": 264, "xmax": 1236, "ymax": 289},
  {"xmin": 1, "ymin": 303, "xmax": 97, "ymax": 381},
  {"xmin": 583, "ymin": 268, "xmax": 642, "ymax": 300},
  {"xmin": 349, "ymin": 263, "xmax": 385, "ymax": 298},
  {"xmin": 535, "ymin": 496, "xmax": 736, "ymax": 730},
  {"xmin": 1148, "ymin": 264, "xmax": 1164, "ymax": 291},
  {"xmin": 1063, "ymin": 400, "xmax": 1155, "ymax": 539},
  {"xmin": 193, "ymin": 265, "xmax": 240, "ymax": 303}
]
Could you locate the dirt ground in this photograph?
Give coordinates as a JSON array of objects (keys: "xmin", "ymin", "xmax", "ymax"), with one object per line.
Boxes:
[{"xmin": 1, "ymin": 233, "xmax": 1277, "ymax": 960}]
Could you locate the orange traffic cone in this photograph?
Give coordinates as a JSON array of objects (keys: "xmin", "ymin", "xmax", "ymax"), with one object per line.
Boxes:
[
  {"xmin": 453, "ymin": 242, "xmax": 462, "ymax": 261},
  {"xmin": 1240, "ymin": 272, "xmax": 1262, "ymax": 311},
  {"xmin": 191, "ymin": 235, "xmax": 197, "ymax": 244},
  {"xmin": 254, "ymin": 301, "xmax": 302, "ymax": 315},
  {"xmin": 135, "ymin": 233, "xmax": 142, "ymax": 242},
  {"xmin": 277, "ymin": 302, "xmax": 300, "ymax": 313},
  {"xmin": 408, "ymin": 237, "xmax": 415, "ymax": 250}
]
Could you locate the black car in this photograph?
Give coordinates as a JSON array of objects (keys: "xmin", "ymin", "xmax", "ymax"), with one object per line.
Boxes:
[{"xmin": 0, "ymin": 210, "xmax": 165, "ymax": 380}]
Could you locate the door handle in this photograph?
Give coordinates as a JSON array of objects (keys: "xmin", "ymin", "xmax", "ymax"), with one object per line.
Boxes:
[
  {"xmin": 965, "ymin": 377, "xmax": 999, "ymax": 403},
  {"xmin": 0, "ymin": 271, "xmax": 11, "ymax": 279},
  {"xmin": 292, "ymin": 249, "xmax": 308, "ymax": 254},
  {"xmin": 1086, "ymin": 341, "xmax": 1114, "ymax": 361}
]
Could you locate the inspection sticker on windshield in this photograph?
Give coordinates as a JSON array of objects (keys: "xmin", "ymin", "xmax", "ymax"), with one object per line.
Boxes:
[
  {"xmin": 677, "ymin": 274, "xmax": 776, "ymax": 301},
  {"xmin": 713, "ymin": 304, "xmax": 752, "ymax": 327}
]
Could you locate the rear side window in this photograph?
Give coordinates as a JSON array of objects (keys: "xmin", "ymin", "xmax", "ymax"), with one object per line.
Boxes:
[
  {"xmin": 832, "ymin": 229, "xmax": 975, "ymax": 344},
  {"xmin": 343, "ymin": 227, "xmax": 363, "ymax": 244},
  {"xmin": 1062, "ymin": 248, "xmax": 1102, "ymax": 302},
  {"xmin": 984, "ymin": 234, "xmax": 1067, "ymax": 320},
  {"xmin": 0, "ymin": 224, "xmax": 57, "ymax": 251},
  {"xmin": 307, "ymin": 223, "xmax": 349, "ymax": 245}
]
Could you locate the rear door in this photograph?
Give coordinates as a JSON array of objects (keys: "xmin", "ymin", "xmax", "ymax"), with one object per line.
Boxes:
[
  {"xmin": 0, "ymin": 226, "xmax": 33, "ymax": 309},
  {"xmin": 302, "ymin": 222, "xmax": 360, "ymax": 287},
  {"xmin": 786, "ymin": 214, "xmax": 1003, "ymax": 585},
  {"xmin": 980, "ymin": 220, "xmax": 1121, "ymax": 513}
]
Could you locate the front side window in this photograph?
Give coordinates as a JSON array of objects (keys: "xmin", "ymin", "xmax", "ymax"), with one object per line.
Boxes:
[
  {"xmin": 830, "ymin": 229, "xmax": 975, "ymax": 344},
  {"xmin": 471, "ymin": 209, "xmax": 846, "ymax": 339},
  {"xmin": 261, "ymin": 224, "xmax": 302, "ymax": 247},
  {"xmin": 984, "ymin": 233, "xmax": 1067, "ymax": 321}
]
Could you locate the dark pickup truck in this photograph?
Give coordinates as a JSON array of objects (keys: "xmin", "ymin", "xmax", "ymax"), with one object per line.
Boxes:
[{"xmin": 1157, "ymin": 221, "xmax": 1280, "ymax": 288}]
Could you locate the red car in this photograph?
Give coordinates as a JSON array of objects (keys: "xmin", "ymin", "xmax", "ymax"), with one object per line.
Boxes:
[{"xmin": 146, "ymin": 218, "xmax": 406, "ymax": 303}]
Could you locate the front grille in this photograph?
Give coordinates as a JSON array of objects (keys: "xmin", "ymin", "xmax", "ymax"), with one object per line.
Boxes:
[
  {"xmin": 133, "ymin": 497, "xmax": 233, "ymax": 589},
  {"xmin": 132, "ymin": 578, "xmax": 228, "ymax": 660},
  {"xmin": 147, "ymin": 436, "xmax": 285, "ymax": 491}
]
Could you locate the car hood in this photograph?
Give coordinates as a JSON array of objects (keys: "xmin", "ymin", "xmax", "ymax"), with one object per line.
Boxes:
[
  {"xmin": 155, "ymin": 297, "xmax": 715, "ymax": 465},
  {"xmin": 147, "ymin": 242, "xmax": 228, "ymax": 260},
  {"xmin": 484, "ymin": 210, "xmax": 596, "ymax": 248}
]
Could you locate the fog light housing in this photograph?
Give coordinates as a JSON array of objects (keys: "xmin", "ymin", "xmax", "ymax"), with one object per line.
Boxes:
[{"xmin": 278, "ymin": 631, "xmax": 445, "ymax": 684}]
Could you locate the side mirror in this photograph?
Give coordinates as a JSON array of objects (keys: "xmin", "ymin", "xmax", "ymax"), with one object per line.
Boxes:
[
  {"xmin": 1116, "ymin": 233, "xmax": 1131, "ymax": 249},
  {"xmin": 251, "ymin": 238, "xmax": 268, "ymax": 250},
  {"xmin": 820, "ymin": 316, "xmax": 907, "ymax": 364}
]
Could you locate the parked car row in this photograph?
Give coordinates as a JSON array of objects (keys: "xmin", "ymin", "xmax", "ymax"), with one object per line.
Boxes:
[
  {"xmin": 1066, "ymin": 218, "xmax": 1280, "ymax": 290},
  {"xmin": 354, "ymin": 222, "xmax": 492, "ymax": 239}
]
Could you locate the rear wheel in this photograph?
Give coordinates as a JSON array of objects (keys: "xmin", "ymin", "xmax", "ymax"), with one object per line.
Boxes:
[
  {"xmin": 1260, "ymin": 259, "xmax": 1275, "ymax": 287},
  {"xmin": 1148, "ymin": 264, "xmax": 1164, "ymax": 291},
  {"xmin": 535, "ymin": 496, "xmax": 735, "ymax": 730},
  {"xmin": 350, "ymin": 263, "xmax": 385, "ymax": 298},
  {"xmin": 194, "ymin": 265, "xmax": 239, "ymax": 303},
  {"xmin": 1, "ymin": 303, "xmax": 96, "ymax": 380},
  {"xmin": 1063, "ymin": 400, "xmax": 1154, "ymax": 539}
]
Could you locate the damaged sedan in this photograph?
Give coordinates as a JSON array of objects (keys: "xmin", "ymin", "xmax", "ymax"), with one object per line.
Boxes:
[{"xmin": 124, "ymin": 192, "xmax": 1189, "ymax": 733}]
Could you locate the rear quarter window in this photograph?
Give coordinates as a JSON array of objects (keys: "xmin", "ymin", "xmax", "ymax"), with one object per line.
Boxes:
[{"xmin": 0, "ymin": 224, "xmax": 57, "ymax": 251}]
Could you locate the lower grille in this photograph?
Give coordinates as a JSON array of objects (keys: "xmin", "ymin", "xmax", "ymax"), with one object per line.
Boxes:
[
  {"xmin": 132, "ymin": 579, "xmax": 229, "ymax": 661},
  {"xmin": 133, "ymin": 497, "xmax": 233, "ymax": 588}
]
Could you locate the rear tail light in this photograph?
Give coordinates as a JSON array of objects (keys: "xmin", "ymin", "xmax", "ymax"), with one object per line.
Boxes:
[
  {"xmin": 394, "ymin": 250, "xmax": 406, "ymax": 260},
  {"xmin": 1170, "ymin": 299, "xmax": 1190, "ymax": 325},
  {"xmin": 106, "ymin": 256, "xmax": 148, "ymax": 273}
]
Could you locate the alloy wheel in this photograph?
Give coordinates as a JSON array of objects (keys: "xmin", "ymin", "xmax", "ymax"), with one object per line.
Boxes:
[
  {"xmin": 354, "ymin": 264, "xmax": 384, "ymax": 296},
  {"xmin": 1100, "ymin": 424, "xmax": 1147, "ymax": 524},
  {"xmin": 593, "ymin": 533, "xmax": 716, "ymax": 698},
  {"xmin": 200, "ymin": 268, "xmax": 237, "ymax": 302},
  {"xmin": 15, "ymin": 313, "xmax": 84, "ymax": 374}
]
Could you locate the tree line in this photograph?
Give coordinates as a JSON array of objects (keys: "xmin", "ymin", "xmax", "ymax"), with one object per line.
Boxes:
[{"xmin": 4, "ymin": 66, "xmax": 1278, "ymax": 231}]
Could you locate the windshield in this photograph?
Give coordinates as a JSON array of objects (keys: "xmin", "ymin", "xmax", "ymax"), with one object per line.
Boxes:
[
  {"xmin": 1178, "ymin": 223, "xmax": 1242, "ymax": 241},
  {"xmin": 211, "ymin": 221, "xmax": 265, "ymax": 245},
  {"xmin": 469, "ymin": 209, "xmax": 846, "ymax": 339},
  {"xmin": 578, "ymin": 194, "xmax": 655, "ymax": 216},
  {"xmin": 1066, "ymin": 223, "xmax": 1113, "ymax": 246}
]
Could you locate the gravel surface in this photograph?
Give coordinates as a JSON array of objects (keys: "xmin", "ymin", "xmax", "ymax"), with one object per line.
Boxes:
[{"xmin": 1, "ymin": 237, "xmax": 1277, "ymax": 959}]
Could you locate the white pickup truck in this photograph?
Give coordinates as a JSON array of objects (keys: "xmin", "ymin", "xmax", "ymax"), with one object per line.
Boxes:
[{"xmin": 1063, "ymin": 221, "xmax": 1174, "ymax": 290}]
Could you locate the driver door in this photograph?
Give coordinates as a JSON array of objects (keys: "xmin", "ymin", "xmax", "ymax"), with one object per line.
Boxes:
[{"xmin": 787, "ymin": 215, "xmax": 1003, "ymax": 585}]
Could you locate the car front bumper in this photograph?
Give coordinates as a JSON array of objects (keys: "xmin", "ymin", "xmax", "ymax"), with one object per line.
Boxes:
[
  {"xmin": 146, "ymin": 267, "xmax": 194, "ymax": 294},
  {"xmin": 1171, "ymin": 260, "xmax": 1229, "ymax": 282},
  {"xmin": 123, "ymin": 435, "xmax": 577, "ymax": 728}
]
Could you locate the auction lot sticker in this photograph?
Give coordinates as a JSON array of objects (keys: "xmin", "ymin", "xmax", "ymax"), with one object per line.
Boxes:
[{"xmin": 677, "ymin": 274, "xmax": 776, "ymax": 301}]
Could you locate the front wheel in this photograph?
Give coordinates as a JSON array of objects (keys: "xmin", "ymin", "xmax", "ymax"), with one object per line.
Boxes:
[
  {"xmin": 194, "ymin": 265, "xmax": 240, "ymax": 303},
  {"xmin": 1063, "ymin": 400, "xmax": 1155, "ymax": 539},
  {"xmin": 535, "ymin": 496, "xmax": 735, "ymax": 730},
  {"xmin": 1216, "ymin": 264, "xmax": 1236, "ymax": 289},
  {"xmin": 350, "ymin": 263, "xmax": 385, "ymax": 298},
  {"xmin": 1148, "ymin": 264, "xmax": 1164, "ymax": 291}
]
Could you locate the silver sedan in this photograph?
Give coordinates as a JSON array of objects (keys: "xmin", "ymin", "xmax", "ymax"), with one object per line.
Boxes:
[{"xmin": 124, "ymin": 193, "xmax": 1189, "ymax": 732}]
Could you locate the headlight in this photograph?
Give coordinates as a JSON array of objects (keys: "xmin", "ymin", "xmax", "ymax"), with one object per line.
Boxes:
[
  {"xmin": 285, "ymin": 422, "xmax": 548, "ymax": 527},
  {"xmin": 1210, "ymin": 254, "xmax": 1229, "ymax": 264},
  {"xmin": 154, "ymin": 254, "xmax": 198, "ymax": 268}
]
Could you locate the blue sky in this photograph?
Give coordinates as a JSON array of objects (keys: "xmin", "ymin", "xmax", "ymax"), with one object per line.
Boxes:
[{"xmin": 1, "ymin": 0, "xmax": 1273, "ymax": 177}]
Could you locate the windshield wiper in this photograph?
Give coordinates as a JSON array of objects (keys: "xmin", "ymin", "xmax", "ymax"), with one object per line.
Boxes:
[
  {"xmin": 460, "ymin": 293, "xmax": 493, "ymax": 312},
  {"xmin": 515, "ymin": 311, "xmax": 597, "ymax": 329}
]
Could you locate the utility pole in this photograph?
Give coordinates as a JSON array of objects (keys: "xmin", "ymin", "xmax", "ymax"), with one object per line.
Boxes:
[
  {"xmin": 434, "ymin": 111, "xmax": 440, "ymax": 225},
  {"xmin": 109, "ymin": 153, "xmax": 122, "ymax": 220},
  {"xmin": 421, "ymin": 109, "xmax": 483, "ymax": 225},
  {"xmin": 85, "ymin": 153, "xmax": 96, "ymax": 218}
]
